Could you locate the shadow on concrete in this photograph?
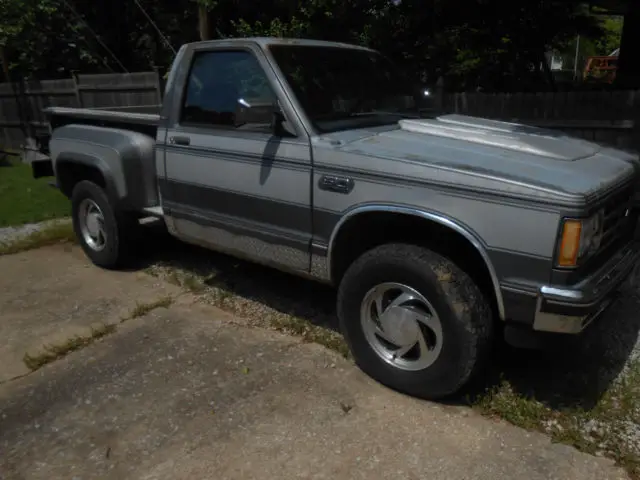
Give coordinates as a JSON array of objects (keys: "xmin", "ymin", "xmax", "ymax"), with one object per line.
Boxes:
[
  {"xmin": 484, "ymin": 290, "xmax": 640, "ymax": 410},
  {"xmin": 131, "ymin": 221, "xmax": 640, "ymax": 411},
  {"xmin": 130, "ymin": 222, "xmax": 338, "ymax": 332}
]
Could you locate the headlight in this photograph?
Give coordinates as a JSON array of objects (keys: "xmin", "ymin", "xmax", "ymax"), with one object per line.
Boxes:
[{"xmin": 556, "ymin": 210, "xmax": 604, "ymax": 268}]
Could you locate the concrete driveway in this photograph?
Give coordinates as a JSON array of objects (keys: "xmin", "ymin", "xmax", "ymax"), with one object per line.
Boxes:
[{"xmin": 0, "ymin": 246, "xmax": 629, "ymax": 480}]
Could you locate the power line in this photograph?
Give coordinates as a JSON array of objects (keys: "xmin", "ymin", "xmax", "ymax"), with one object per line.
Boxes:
[
  {"xmin": 61, "ymin": 0, "xmax": 129, "ymax": 72},
  {"xmin": 132, "ymin": 0, "xmax": 177, "ymax": 55}
]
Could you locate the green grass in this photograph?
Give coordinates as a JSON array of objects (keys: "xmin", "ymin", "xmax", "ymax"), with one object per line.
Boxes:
[
  {"xmin": 21, "ymin": 296, "xmax": 178, "ymax": 371},
  {"xmin": 126, "ymin": 296, "xmax": 174, "ymax": 320},
  {"xmin": 23, "ymin": 323, "xmax": 117, "ymax": 371},
  {"xmin": 0, "ymin": 159, "xmax": 70, "ymax": 227},
  {"xmin": 474, "ymin": 365, "xmax": 640, "ymax": 479}
]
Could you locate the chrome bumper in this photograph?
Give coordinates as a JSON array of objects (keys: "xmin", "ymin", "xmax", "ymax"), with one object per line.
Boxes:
[{"xmin": 533, "ymin": 241, "xmax": 640, "ymax": 334}]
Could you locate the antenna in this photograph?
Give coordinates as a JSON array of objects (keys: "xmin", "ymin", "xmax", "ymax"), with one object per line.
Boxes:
[{"xmin": 132, "ymin": 0, "xmax": 178, "ymax": 55}]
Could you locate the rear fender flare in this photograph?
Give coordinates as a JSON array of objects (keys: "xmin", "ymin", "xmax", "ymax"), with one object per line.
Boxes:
[{"xmin": 54, "ymin": 151, "xmax": 121, "ymax": 203}]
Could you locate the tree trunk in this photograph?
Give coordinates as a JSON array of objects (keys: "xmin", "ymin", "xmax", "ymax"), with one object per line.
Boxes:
[
  {"xmin": 198, "ymin": 5, "xmax": 210, "ymax": 41},
  {"xmin": 0, "ymin": 45, "xmax": 11, "ymax": 83},
  {"xmin": 539, "ymin": 49, "xmax": 555, "ymax": 91}
]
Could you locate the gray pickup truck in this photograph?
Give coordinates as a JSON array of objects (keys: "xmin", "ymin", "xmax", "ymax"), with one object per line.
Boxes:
[{"xmin": 32, "ymin": 37, "xmax": 640, "ymax": 399}]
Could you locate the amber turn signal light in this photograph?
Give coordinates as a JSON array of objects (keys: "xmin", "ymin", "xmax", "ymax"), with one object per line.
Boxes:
[{"xmin": 557, "ymin": 220, "xmax": 582, "ymax": 267}]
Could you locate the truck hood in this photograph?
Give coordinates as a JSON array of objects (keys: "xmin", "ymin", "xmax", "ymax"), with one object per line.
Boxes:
[
  {"xmin": 317, "ymin": 114, "xmax": 638, "ymax": 206},
  {"xmin": 398, "ymin": 115, "xmax": 598, "ymax": 161}
]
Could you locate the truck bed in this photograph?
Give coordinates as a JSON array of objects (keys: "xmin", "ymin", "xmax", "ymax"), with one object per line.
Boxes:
[
  {"xmin": 36, "ymin": 106, "xmax": 161, "ymax": 155},
  {"xmin": 46, "ymin": 105, "xmax": 161, "ymax": 137},
  {"xmin": 26, "ymin": 105, "xmax": 161, "ymax": 173}
]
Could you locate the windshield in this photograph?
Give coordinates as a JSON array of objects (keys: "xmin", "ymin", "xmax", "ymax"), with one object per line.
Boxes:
[{"xmin": 268, "ymin": 45, "xmax": 433, "ymax": 133}]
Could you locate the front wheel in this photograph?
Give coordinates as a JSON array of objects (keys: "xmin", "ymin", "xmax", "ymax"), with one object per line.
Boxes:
[
  {"xmin": 337, "ymin": 243, "xmax": 493, "ymax": 400},
  {"xmin": 71, "ymin": 180, "xmax": 138, "ymax": 269}
]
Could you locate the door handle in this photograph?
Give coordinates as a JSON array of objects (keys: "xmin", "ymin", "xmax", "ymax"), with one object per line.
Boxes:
[
  {"xmin": 170, "ymin": 135, "xmax": 191, "ymax": 146},
  {"xmin": 318, "ymin": 175, "xmax": 354, "ymax": 194}
]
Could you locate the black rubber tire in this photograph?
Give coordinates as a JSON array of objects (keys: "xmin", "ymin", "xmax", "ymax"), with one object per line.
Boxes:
[
  {"xmin": 71, "ymin": 180, "xmax": 137, "ymax": 269},
  {"xmin": 337, "ymin": 243, "xmax": 494, "ymax": 400}
]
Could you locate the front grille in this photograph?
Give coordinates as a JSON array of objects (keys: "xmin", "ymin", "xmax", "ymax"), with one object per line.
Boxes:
[
  {"xmin": 583, "ymin": 185, "xmax": 638, "ymax": 278},
  {"xmin": 598, "ymin": 186, "xmax": 635, "ymax": 255},
  {"xmin": 551, "ymin": 183, "xmax": 638, "ymax": 285}
]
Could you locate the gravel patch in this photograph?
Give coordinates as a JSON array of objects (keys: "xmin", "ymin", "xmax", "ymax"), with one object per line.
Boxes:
[{"xmin": 0, "ymin": 218, "xmax": 71, "ymax": 245}]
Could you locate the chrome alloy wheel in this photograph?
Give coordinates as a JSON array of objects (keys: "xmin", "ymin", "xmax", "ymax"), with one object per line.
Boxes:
[
  {"xmin": 360, "ymin": 282, "xmax": 443, "ymax": 371},
  {"xmin": 78, "ymin": 198, "xmax": 107, "ymax": 251}
]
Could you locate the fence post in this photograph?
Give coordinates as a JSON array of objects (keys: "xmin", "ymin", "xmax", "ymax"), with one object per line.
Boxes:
[
  {"xmin": 71, "ymin": 71, "xmax": 83, "ymax": 107},
  {"xmin": 17, "ymin": 79, "xmax": 33, "ymax": 149},
  {"xmin": 434, "ymin": 76, "xmax": 445, "ymax": 115},
  {"xmin": 631, "ymin": 91, "xmax": 640, "ymax": 153},
  {"xmin": 152, "ymin": 66, "xmax": 163, "ymax": 102}
]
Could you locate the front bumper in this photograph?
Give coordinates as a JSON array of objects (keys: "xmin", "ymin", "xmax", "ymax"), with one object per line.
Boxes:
[{"xmin": 533, "ymin": 240, "xmax": 640, "ymax": 334}]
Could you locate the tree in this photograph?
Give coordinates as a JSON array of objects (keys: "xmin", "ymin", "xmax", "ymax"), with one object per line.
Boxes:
[
  {"xmin": 192, "ymin": 0, "xmax": 216, "ymax": 40},
  {"xmin": 594, "ymin": 15, "xmax": 623, "ymax": 56},
  {"xmin": 0, "ymin": 0, "xmax": 58, "ymax": 81},
  {"xmin": 0, "ymin": 0, "xmax": 623, "ymax": 91}
]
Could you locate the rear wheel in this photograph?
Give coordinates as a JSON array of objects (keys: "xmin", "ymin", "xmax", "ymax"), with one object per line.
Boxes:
[
  {"xmin": 337, "ymin": 243, "xmax": 493, "ymax": 399},
  {"xmin": 71, "ymin": 180, "xmax": 138, "ymax": 268}
]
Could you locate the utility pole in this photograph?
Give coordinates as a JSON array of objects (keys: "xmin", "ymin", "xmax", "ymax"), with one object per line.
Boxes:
[
  {"xmin": 198, "ymin": 4, "xmax": 210, "ymax": 41},
  {"xmin": 617, "ymin": 0, "xmax": 640, "ymax": 88}
]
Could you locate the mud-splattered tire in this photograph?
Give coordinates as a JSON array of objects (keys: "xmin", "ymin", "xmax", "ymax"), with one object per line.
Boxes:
[
  {"xmin": 337, "ymin": 243, "xmax": 493, "ymax": 400},
  {"xmin": 71, "ymin": 180, "xmax": 138, "ymax": 269}
]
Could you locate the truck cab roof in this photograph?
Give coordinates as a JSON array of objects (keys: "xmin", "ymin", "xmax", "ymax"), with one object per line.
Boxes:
[{"xmin": 184, "ymin": 37, "xmax": 375, "ymax": 52}]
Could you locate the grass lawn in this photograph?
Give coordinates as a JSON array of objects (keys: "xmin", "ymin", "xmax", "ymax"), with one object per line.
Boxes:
[{"xmin": 0, "ymin": 156, "xmax": 70, "ymax": 227}]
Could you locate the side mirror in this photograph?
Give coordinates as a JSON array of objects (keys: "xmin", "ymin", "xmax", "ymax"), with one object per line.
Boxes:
[
  {"xmin": 235, "ymin": 98, "xmax": 295, "ymax": 137},
  {"xmin": 272, "ymin": 109, "xmax": 292, "ymax": 137},
  {"xmin": 235, "ymin": 98, "xmax": 273, "ymax": 124}
]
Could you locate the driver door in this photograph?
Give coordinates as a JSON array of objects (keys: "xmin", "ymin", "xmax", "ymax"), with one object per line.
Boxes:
[{"xmin": 160, "ymin": 45, "xmax": 313, "ymax": 274}]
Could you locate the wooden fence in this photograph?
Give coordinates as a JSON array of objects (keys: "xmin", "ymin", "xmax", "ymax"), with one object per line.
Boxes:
[
  {"xmin": 440, "ymin": 90, "xmax": 640, "ymax": 151},
  {"xmin": 0, "ymin": 71, "xmax": 163, "ymax": 151},
  {"xmin": 1, "ymin": 69, "xmax": 639, "ymax": 152}
]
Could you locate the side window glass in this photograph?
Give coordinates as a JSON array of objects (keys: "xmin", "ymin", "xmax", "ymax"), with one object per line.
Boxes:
[{"xmin": 181, "ymin": 50, "xmax": 277, "ymax": 132}]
